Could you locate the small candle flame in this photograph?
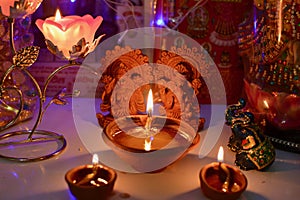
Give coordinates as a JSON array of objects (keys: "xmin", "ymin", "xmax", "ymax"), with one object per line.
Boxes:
[
  {"xmin": 146, "ymin": 89, "xmax": 153, "ymax": 116},
  {"xmin": 217, "ymin": 146, "xmax": 231, "ymax": 192},
  {"xmin": 144, "ymin": 136, "xmax": 154, "ymax": 151},
  {"xmin": 76, "ymin": 154, "xmax": 99, "ymax": 186},
  {"xmin": 263, "ymin": 100, "xmax": 269, "ymax": 109},
  {"xmin": 54, "ymin": 9, "xmax": 62, "ymax": 21},
  {"xmin": 217, "ymin": 146, "xmax": 224, "ymax": 163},
  {"xmin": 92, "ymin": 154, "xmax": 99, "ymax": 165},
  {"xmin": 277, "ymin": 0, "xmax": 283, "ymax": 43},
  {"xmin": 145, "ymin": 89, "xmax": 153, "ymax": 132}
]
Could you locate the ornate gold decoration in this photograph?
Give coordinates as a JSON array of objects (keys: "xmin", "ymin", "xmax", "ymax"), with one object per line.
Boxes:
[
  {"xmin": 0, "ymin": 0, "xmax": 43, "ymax": 18},
  {"xmin": 238, "ymin": 0, "xmax": 300, "ymax": 94},
  {"xmin": 13, "ymin": 46, "xmax": 39, "ymax": 68},
  {"xmin": 0, "ymin": 17, "xmax": 97, "ymax": 162}
]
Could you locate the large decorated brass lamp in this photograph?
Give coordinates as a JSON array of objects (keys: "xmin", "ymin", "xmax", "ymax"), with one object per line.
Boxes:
[
  {"xmin": 0, "ymin": 0, "xmax": 104, "ymax": 161},
  {"xmin": 238, "ymin": 0, "xmax": 300, "ymax": 152}
]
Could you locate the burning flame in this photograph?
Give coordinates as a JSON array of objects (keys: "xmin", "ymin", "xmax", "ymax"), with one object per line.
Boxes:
[
  {"xmin": 54, "ymin": 9, "xmax": 62, "ymax": 21},
  {"xmin": 92, "ymin": 154, "xmax": 99, "ymax": 165},
  {"xmin": 146, "ymin": 89, "xmax": 153, "ymax": 116},
  {"xmin": 145, "ymin": 89, "xmax": 153, "ymax": 132},
  {"xmin": 277, "ymin": 0, "xmax": 283, "ymax": 43},
  {"xmin": 217, "ymin": 146, "xmax": 224, "ymax": 162},
  {"xmin": 144, "ymin": 89, "xmax": 154, "ymax": 151},
  {"xmin": 144, "ymin": 136, "xmax": 153, "ymax": 151},
  {"xmin": 263, "ymin": 100, "xmax": 269, "ymax": 109}
]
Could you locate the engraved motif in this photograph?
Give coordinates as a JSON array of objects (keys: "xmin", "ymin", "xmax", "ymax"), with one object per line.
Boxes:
[
  {"xmin": 96, "ymin": 46, "xmax": 207, "ymax": 131},
  {"xmin": 155, "ymin": 50, "xmax": 205, "ymax": 131},
  {"xmin": 13, "ymin": 46, "xmax": 40, "ymax": 69},
  {"xmin": 97, "ymin": 46, "xmax": 150, "ymax": 127}
]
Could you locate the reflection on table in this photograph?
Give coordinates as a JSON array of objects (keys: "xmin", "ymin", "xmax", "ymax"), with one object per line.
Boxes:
[{"xmin": 0, "ymin": 98, "xmax": 299, "ymax": 200}]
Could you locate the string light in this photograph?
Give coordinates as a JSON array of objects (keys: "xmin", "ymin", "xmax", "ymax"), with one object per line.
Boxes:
[
  {"xmin": 102, "ymin": 0, "xmax": 209, "ymax": 39},
  {"xmin": 103, "ymin": 0, "xmax": 208, "ymax": 31},
  {"xmin": 166, "ymin": 0, "xmax": 208, "ymax": 30},
  {"xmin": 103, "ymin": 0, "xmax": 140, "ymax": 31}
]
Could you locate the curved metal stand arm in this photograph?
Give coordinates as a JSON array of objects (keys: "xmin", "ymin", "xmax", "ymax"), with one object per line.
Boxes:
[
  {"xmin": 0, "ymin": 65, "xmax": 16, "ymax": 86},
  {"xmin": 0, "ymin": 86, "xmax": 24, "ymax": 131},
  {"xmin": 22, "ymin": 68, "xmax": 43, "ymax": 139},
  {"xmin": 25, "ymin": 62, "xmax": 81, "ymax": 139},
  {"xmin": 42, "ymin": 62, "xmax": 80, "ymax": 100},
  {"xmin": 8, "ymin": 17, "xmax": 16, "ymax": 55}
]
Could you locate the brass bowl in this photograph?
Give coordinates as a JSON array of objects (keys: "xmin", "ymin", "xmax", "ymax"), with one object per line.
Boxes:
[{"xmin": 103, "ymin": 115, "xmax": 200, "ymax": 172}]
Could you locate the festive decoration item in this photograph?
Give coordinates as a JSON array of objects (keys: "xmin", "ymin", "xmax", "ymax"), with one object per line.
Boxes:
[
  {"xmin": 35, "ymin": 9, "xmax": 104, "ymax": 61},
  {"xmin": 0, "ymin": 1, "xmax": 42, "ymax": 128},
  {"xmin": 225, "ymin": 99, "xmax": 276, "ymax": 170},
  {"xmin": 165, "ymin": 0, "xmax": 252, "ymax": 104},
  {"xmin": 238, "ymin": 0, "xmax": 300, "ymax": 152},
  {"xmin": 96, "ymin": 44, "xmax": 211, "ymax": 172},
  {"xmin": 0, "ymin": 1, "xmax": 44, "ymax": 132},
  {"xmin": 101, "ymin": 88, "xmax": 200, "ymax": 172},
  {"xmin": 199, "ymin": 146, "xmax": 248, "ymax": 200},
  {"xmin": 103, "ymin": 114, "xmax": 200, "ymax": 172},
  {"xmin": 0, "ymin": 0, "xmax": 43, "ymax": 18},
  {"xmin": 97, "ymin": 46, "xmax": 205, "ymax": 132},
  {"xmin": 65, "ymin": 154, "xmax": 117, "ymax": 200},
  {"xmin": 0, "ymin": 4, "xmax": 103, "ymax": 161},
  {"xmin": 0, "ymin": 15, "xmax": 36, "ymax": 129}
]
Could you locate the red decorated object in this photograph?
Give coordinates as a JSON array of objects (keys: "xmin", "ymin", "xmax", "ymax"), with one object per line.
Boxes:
[{"xmin": 167, "ymin": 0, "xmax": 252, "ymax": 104}]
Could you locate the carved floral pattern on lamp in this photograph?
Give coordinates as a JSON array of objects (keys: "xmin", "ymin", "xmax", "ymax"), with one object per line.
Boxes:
[{"xmin": 35, "ymin": 9, "xmax": 105, "ymax": 61}]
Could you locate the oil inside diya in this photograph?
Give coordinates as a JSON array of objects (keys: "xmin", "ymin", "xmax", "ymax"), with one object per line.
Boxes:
[
  {"xmin": 103, "ymin": 115, "xmax": 200, "ymax": 172},
  {"xmin": 65, "ymin": 164, "xmax": 117, "ymax": 200},
  {"xmin": 199, "ymin": 162, "xmax": 247, "ymax": 200}
]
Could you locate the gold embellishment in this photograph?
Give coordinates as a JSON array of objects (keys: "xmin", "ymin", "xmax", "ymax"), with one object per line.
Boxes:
[{"xmin": 246, "ymin": 139, "xmax": 276, "ymax": 170}]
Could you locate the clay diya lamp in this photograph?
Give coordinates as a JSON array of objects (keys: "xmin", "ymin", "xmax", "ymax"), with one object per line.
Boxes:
[
  {"xmin": 102, "ymin": 89, "xmax": 200, "ymax": 172},
  {"xmin": 103, "ymin": 115, "xmax": 200, "ymax": 172},
  {"xmin": 199, "ymin": 146, "xmax": 247, "ymax": 200},
  {"xmin": 65, "ymin": 154, "xmax": 117, "ymax": 200}
]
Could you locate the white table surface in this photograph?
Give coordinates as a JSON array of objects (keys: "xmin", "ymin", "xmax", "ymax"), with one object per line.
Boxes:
[{"xmin": 0, "ymin": 98, "xmax": 300, "ymax": 200}]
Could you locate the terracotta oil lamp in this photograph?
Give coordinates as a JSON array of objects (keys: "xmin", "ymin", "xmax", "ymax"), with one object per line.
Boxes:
[
  {"xmin": 199, "ymin": 146, "xmax": 247, "ymax": 200},
  {"xmin": 102, "ymin": 89, "xmax": 200, "ymax": 172},
  {"xmin": 65, "ymin": 154, "xmax": 117, "ymax": 200}
]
